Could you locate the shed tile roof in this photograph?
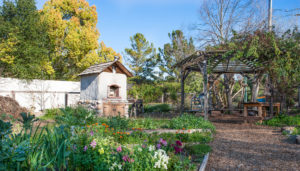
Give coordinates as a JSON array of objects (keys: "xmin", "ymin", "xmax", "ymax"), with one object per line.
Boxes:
[{"xmin": 78, "ymin": 60, "xmax": 133, "ymax": 77}]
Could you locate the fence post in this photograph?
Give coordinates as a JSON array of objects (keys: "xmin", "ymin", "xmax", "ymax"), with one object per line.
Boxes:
[{"xmin": 65, "ymin": 93, "xmax": 68, "ymax": 108}]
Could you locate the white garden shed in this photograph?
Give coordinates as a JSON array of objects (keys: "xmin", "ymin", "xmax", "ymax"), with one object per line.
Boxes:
[{"xmin": 78, "ymin": 58, "xmax": 133, "ymax": 117}]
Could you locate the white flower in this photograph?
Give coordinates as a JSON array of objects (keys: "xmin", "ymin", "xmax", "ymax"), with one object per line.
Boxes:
[
  {"xmin": 149, "ymin": 145, "xmax": 155, "ymax": 152},
  {"xmin": 153, "ymin": 149, "xmax": 169, "ymax": 170},
  {"xmin": 138, "ymin": 147, "xmax": 142, "ymax": 152},
  {"xmin": 112, "ymin": 162, "xmax": 117, "ymax": 167},
  {"xmin": 118, "ymin": 164, "xmax": 122, "ymax": 170}
]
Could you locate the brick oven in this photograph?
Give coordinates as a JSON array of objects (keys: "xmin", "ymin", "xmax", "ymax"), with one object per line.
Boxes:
[{"xmin": 78, "ymin": 58, "xmax": 133, "ymax": 117}]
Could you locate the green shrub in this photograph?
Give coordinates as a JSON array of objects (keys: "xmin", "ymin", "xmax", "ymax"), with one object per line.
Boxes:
[
  {"xmin": 263, "ymin": 114, "xmax": 300, "ymax": 127},
  {"xmin": 144, "ymin": 104, "xmax": 171, "ymax": 113},
  {"xmin": 55, "ymin": 106, "xmax": 96, "ymax": 126},
  {"xmin": 169, "ymin": 114, "xmax": 215, "ymax": 131},
  {"xmin": 0, "ymin": 120, "xmax": 12, "ymax": 140},
  {"xmin": 107, "ymin": 114, "xmax": 129, "ymax": 130}
]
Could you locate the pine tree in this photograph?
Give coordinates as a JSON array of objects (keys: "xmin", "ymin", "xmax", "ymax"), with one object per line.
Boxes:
[{"xmin": 124, "ymin": 33, "xmax": 157, "ymax": 83}]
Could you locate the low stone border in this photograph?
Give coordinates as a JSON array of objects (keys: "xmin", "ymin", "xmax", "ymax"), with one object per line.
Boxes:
[
  {"xmin": 199, "ymin": 152, "xmax": 209, "ymax": 171},
  {"xmin": 129, "ymin": 128, "xmax": 211, "ymax": 134}
]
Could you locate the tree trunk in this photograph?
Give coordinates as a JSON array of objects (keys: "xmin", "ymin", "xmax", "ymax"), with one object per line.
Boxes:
[{"xmin": 251, "ymin": 81, "xmax": 260, "ymax": 102}]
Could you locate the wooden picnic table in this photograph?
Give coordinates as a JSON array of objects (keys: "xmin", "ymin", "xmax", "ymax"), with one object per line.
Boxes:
[{"xmin": 243, "ymin": 102, "xmax": 280, "ymax": 118}]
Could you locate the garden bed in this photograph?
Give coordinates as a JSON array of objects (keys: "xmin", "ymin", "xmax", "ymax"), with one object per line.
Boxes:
[
  {"xmin": 263, "ymin": 114, "xmax": 300, "ymax": 144},
  {"xmin": 0, "ymin": 106, "xmax": 214, "ymax": 170}
]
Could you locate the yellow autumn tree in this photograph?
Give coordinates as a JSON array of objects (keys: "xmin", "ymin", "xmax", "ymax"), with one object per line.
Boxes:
[
  {"xmin": 98, "ymin": 41, "xmax": 122, "ymax": 63},
  {"xmin": 41, "ymin": 0, "xmax": 100, "ymax": 80}
]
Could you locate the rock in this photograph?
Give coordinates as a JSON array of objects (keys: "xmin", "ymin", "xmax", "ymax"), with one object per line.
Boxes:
[
  {"xmin": 281, "ymin": 126, "xmax": 295, "ymax": 134},
  {"xmin": 296, "ymin": 135, "xmax": 300, "ymax": 144}
]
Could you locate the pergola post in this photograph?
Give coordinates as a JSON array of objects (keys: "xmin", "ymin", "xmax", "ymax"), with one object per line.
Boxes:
[
  {"xmin": 180, "ymin": 69, "xmax": 185, "ymax": 115},
  {"xmin": 198, "ymin": 60, "xmax": 208, "ymax": 120},
  {"xmin": 203, "ymin": 60, "xmax": 208, "ymax": 120},
  {"xmin": 269, "ymin": 76, "xmax": 274, "ymax": 116},
  {"xmin": 180, "ymin": 69, "xmax": 191, "ymax": 115},
  {"xmin": 298, "ymin": 85, "xmax": 300, "ymax": 108}
]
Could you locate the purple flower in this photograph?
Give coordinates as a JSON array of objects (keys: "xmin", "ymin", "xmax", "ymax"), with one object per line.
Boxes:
[
  {"xmin": 116, "ymin": 146, "xmax": 122, "ymax": 152},
  {"xmin": 90, "ymin": 140, "xmax": 97, "ymax": 148},
  {"xmin": 73, "ymin": 144, "xmax": 77, "ymax": 150},
  {"xmin": 159, "ymin": 138, "xmax": 167, "ymax": 146},
  {"xmin": 90, "ymin": 131, "xmax": 94, "ymax": 136},
  {"xmin": 83, "ymin": 145, "xmax": 88, "ymax": 152},
  {"xmin": 157, "ymin": 143, "xmax": 161, "ymax": 149},
  {"xmin": 176, "ymin": 140, "xmax": 182, "ymax": 146}
]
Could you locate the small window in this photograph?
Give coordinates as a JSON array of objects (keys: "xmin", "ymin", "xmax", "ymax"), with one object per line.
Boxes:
[{"xmin": 108, "ymin": 85, "xmax": 119, "ymax": 98}]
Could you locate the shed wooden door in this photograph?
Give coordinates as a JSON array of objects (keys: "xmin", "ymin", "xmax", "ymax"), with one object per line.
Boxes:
[{"xmin": 103, "ymin": 102, "xmax": 126, "ymax": 116}]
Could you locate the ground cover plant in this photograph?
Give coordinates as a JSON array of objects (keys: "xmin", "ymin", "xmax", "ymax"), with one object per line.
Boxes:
[
  {"xmin": 1, "ymin": 107, "xmax": 214, "ymax": 170},
  {"xmin": 169, "ymin": 114, "xmax": 215, "ymax": 131},
  {"xmin": 263, "ymin": 114, "xmax": 300, "ymax": 127}
]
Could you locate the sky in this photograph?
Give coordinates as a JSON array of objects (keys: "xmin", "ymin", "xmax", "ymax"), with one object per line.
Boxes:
[{"xmin": 36, "ymin": 0, "xmax": 300, "ymax": 59}]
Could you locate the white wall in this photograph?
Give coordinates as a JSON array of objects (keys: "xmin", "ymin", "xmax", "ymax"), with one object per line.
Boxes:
[
  {"xmin": 0, "ymin": 77, "xmax": 80, "ymax": 112},
  {"xmin": 99, "ymin": 72, "xmax": 127, "ymax": 101},
  {"xmin": 80, "ymin": 74, "xmax": 99, "ymax": 100}
]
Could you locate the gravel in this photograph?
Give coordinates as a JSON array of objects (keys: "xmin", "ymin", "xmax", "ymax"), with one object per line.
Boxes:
[{"xmin": 206, "ymin": 121, "xmax": 300, "ymax": 171}]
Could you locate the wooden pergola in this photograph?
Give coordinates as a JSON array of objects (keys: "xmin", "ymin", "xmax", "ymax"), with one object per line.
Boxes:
[{"xmin": 174, "ymin": 50, "xmax": 268, "ymax": 120}]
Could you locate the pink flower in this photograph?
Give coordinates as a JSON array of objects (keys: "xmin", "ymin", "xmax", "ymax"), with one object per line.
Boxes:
[
  {"xmin": 117, "ymin": 146, "xmax": 122, "ymax": 152},
  {"xmin": 176, "ymin": 140, "xmax": 182, "ymax": 146},
  {"xmin": 122, "ymin": 155, "xmax": 129, "ymax": 162},
  {"xmin": 90, "ymin": 140, "xmax": 97, "ymax": 148},
  {"xmin": 159, "ymin": 138, "xmax": 167, "ymax": 146},
  {"xmin": 174, "ymin": 146, "xmax": 182, "ymax": 154},
  {"xmin": 83, "ymin": 145, "xmax": 88, "ymax": 151},
  {"xmin": 90, "ymin": 131, "xmax": 94, "ymax": 136},
  {"xmin": 130, "ymin": 159, "xmax": 134, "ymax": 163}
]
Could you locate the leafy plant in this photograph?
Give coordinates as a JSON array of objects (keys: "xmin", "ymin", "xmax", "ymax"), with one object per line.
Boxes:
[
  {"xmin": 144, "ymin": 104, "xmax": 171, "ymax": 113},
  {"xmin": 263, "ymin": 114, "xmax": 300, "ymax": 127},
  {"xmin": 55, "ymin": 106, "xmax": 96, "ymax": 126},
  {"xmin": 40, "ymin": 108, "xmax": 62, "ymax": 120},
  {"xmin": 18, "ymin": 112, "xmax": 38, "ymax": 129},
  {"xmin": 0, "ymin": 120, "xmax": 12, "ymax": 140},
  {"xmin": 184, "ymin": 144, "xmax": 211, "ymax": 158},
  {"xmin": 169, "ymin": 114, "xmax": 215, "ymax": 131},
  {"xmin": 128, "ymin": 117, "xmax": 169, "ymax": 129},
  {"xmin": 108, "ymin": 114, "xmax": 129, "ymax": 130}
]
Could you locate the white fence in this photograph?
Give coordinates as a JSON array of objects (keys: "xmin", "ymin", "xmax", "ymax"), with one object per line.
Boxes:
[{"xmin": 0, "ymin": 77, "xmax": 80, "ymax": 113}]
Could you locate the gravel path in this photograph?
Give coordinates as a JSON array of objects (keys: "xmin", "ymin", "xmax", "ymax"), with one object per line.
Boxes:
[{"xmin": 206, "ymin": 123, "xmax": 300, "ymax": 171}]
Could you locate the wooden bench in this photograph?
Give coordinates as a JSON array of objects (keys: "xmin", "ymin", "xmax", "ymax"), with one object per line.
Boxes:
[{"xmin": 243, "ymin": 102, "xmax": 280, "ymax": 118}]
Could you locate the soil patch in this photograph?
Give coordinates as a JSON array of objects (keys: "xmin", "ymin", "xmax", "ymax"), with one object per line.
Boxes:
[
  {"xmin": 0, "ymin": 96, "xmax": 27, "ymax": 118},
  {"xmin": 206, "ymin": 121, "xmax": 300, "ymax": 171}
]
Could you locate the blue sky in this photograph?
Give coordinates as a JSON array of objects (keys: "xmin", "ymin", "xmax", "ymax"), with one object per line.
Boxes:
[{"xmin": 36, "ymin": 0, "xmax": 300, "ymax": 58}]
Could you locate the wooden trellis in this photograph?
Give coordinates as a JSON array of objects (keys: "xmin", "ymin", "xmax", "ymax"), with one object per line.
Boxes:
[{"xmin": 174, "ymin": 50, "xmax": 267, "ymax": 120}]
